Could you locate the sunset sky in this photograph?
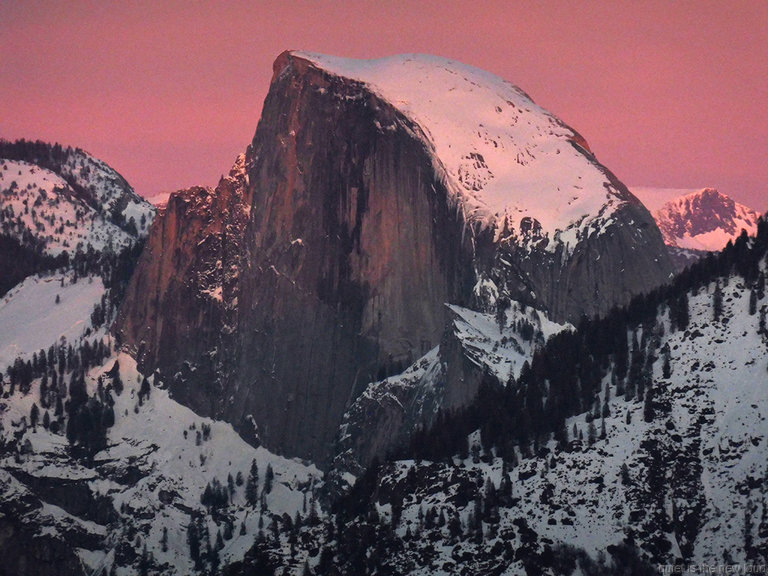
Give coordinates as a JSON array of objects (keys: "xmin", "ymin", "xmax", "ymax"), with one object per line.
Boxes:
[{"xmin": 2, "ymin": 1, "xmax": 766, "ymax": 210}]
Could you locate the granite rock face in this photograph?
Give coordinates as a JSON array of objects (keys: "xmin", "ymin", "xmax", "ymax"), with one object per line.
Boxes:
[
  {"xmin": 115, "ymin": 52, "xmax": 672, "ymax": 466},
  {"xmin": 485, "ymin": 196, "xmax": 672, "ymax": 321},
  {"xmin": 116, "ymin": 52, "xmax": 476, "ymax": 464}
]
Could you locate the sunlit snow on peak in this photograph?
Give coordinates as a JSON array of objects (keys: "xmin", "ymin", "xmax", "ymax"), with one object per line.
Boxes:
[{"xmin": 292, "ymin": 52, "xmax": 632, "ymax": 244}]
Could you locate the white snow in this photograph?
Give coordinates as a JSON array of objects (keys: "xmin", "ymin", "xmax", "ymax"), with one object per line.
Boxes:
[
  {"xmin": 653, "ymin": 188, "xmax": 760, "ymax": 252},
  {"xmin": 0, "ymin": 159, "xmax": 134, "ymax": 255},
  {"xmin": 294, "ymin": 52, "xmax": 633, "ymax": 251},
  {"xmin": 0, "ymin": 272, "xmax": 104, "ymax": 371},
  {"xmin": 448, "ymin": 302, "xmax": 570, "ymax": 381},
  {"xmin": 0, "ymin": 352, "xmax": 324, "ymax": 575},
  {"xmin": 673, "ymin": 228, "xmax": 736, "ymax": 252}
]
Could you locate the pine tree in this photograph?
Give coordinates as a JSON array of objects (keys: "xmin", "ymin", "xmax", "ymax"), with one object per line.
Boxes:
[
  {"xmin": 246, "ymin": 459, "xmax": 259, "ymax": 505},
  {"xmin": 39, "ymin": 374, "xmax": 49, "ymax": 408},
  {"xmin": 620, "ymin": 463, "xmax": 630, "ymax": 485},
  {"xmin": 111, "ymin": 363, "xmax": 123, "ymax": 395},
  {"xmin": 308, "ymin": 489, "xmax": 319, "ymax": 525},
  {"xmin": 662, "ymin": 348, "xmax": 672, "ymax": 379},
  {"xmin": 587, "ymin": 420, "xmax": 597, "ymax": 446},
  {"xmin": 139, "ymin": 544, "xmax": 149, "ymax": 576},
  {"xmin": 215, "ymin": 529, "xmax": 224, "ymax": 550},
  {"xmin": 643, "ymin": 386, "xmax": 655, "ymax": 422},
  {"xmin": 602, "ymin": 382, "xmax": 611, "ymax": 417},
  {"xmin": 713, "ymin": 281, "xmax": 723, "ymax": 321},
  {"xmin": 30, "ymin": 402, "xmax": 39, "ymax": 429},
  {"xmin": 495, "ymin": 296, "xmax": 510, "ymax": 331},
  {"xmin": 138, "ymin": 376, "xmax": 150, "ymax": 402},
  {"xmin": 264, "ymin": 463, "xmax": 274, "ymax": 494}
]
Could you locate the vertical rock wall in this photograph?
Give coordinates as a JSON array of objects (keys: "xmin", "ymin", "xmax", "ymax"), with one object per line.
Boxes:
[{"xmin": 115, "ymin": 52, "xmax": 672, "ymax": 467}]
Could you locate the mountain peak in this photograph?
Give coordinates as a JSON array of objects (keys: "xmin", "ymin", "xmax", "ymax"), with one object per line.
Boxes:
[
  {"xmin": 284, "ymin": 51, "xmax": 637, "ymax": 248},
  {"xmin": 655, "ymin": 187, "xmax": 760, "ymax": 251}
]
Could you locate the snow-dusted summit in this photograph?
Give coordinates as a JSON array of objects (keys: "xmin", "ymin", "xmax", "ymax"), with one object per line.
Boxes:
[
  {"xmin": 296, "ymin": 52, "xmax": 637, "ymax": 249},
  {"xmin": 654, "ymin": 188, "xmax": 761, "ymax": 252}
]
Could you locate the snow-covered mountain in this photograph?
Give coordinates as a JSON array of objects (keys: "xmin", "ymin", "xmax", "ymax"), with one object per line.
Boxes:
[
  {"xmin": 115, "ymin": 51, "xmax": 672, "ymax": 467},
  {"xmin": 0, "ymin": 158, "xmax": 137, "ymax": 256},
  {"xmin": 7, "ymin": 53, "xmax": 766, "ymax": 575},
  {"xmin": 0, "ymin": 140, "xmax": 156, "ymax": 296},
  {"xmin": 0, "ymin": 273, "xmax": 323, "ymax": 575},
  {"xmin": 655, "ymin": 188, "xmax": 759, "ymax": 251},
  {"xmin": 0, "ymin": 140, "xmax": 155, "ymax": 245},
  {"xmin": 295, "ymin": 52, "xmax": 635, "ymax": 249},
  {"xmin": 0, "ymin": 341, "xmax": 323, "ymax": 575},
  {"xmin": 5, "ymin": 222, "xmax": 766, "ymax": 575},
  {"xmin": 309, "ymin": 219, "xmax": 768, "ymax": 574},
  {"xmin": 653, "ymin": 188, "xmax": 761, "ymax": 269}
]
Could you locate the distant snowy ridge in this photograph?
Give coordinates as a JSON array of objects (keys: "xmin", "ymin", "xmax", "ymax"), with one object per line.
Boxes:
[
  {"xmin": 0, "ymin": 159, "xmax": 135, "ymax": 256},
  {"xmin": 144, "ymin": 191, "xmax": 172, "ymax": 209},
  {"xmin": 0, "ymin": 140, "xmax": 155, "ymax": 255},
  {"xmin": 294, "ymin": 52, "xmax": 638, "ymax": 252},
  {"xmin": 654, "ymin": 188, "xmax": 760, "ymax": 252}
]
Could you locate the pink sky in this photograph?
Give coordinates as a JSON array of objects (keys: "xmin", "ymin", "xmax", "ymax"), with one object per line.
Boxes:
[{"xmin": 1, "ymin": 1, "xmax": 766, "ymax": 210}]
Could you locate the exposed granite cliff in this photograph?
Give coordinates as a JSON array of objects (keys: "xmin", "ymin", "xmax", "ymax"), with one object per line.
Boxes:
[
  {"xmin": 116, "ymin": 52, "xmax": 476, "ymax": 463},
  {"xmin": 484, "ymin": 196, "xmax": 672, "ymax": 321},
  {"xmin": 115, "ymin": 51, "xmax": 672, "ymax": 466}
]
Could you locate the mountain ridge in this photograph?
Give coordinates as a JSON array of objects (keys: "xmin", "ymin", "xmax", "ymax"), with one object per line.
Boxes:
[
  {"xmin": 0, "ymin": 140, "xmax": 155, "ymax": 296},
  {"xmin": 0, "ymin": 139, "xmax": 155, "ymax": 238},
  {"xmin": 13, "ymin": 52, "xmax": 757, "ymax": 575},
  {"xmin": 655, "ymin": 187, "xmax": 760, "ymax": 252}
]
